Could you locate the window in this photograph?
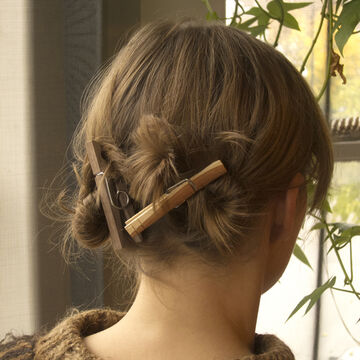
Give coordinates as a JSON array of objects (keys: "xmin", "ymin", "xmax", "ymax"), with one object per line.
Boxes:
[{"xmin": 225, "ymin": 1, "xmax": 360, "ymax": 358}]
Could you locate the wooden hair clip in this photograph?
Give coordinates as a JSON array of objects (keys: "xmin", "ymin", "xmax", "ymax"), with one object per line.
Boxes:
[
  {"xmin": 124, "ymin": 160, "xmax": 227, "ymax": 239},
  {"xmin": 86, "ymin": 140, "xmax": 143, "ymax": 250}
]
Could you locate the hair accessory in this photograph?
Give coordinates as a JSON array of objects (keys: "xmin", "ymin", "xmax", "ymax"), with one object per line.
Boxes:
[
  {"xmin": 124, "ymin": 160, "xmax": 227, "ymax": 239},
  {"xmin": 86, "ymin": 140, "xmax": 143, "ymax": 250}
]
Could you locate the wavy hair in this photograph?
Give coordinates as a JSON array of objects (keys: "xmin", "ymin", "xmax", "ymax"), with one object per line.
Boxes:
[{"xmin": 42, "ymin": 19, "xmax": 333, "ymax": 276}]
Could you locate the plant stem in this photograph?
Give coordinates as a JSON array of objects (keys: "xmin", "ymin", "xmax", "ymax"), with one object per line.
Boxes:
[
  {"xmin": 328, "ymin": 0, "xmax": 334, "ymax": 63},
  {"xmin": 201, "ymin": 0, "xmax": 214, "ymax": 13},
  {"xmin": 350, "ymin": 240, "xmax": 353, "ymax": 282},
  {"xmin": 300, "ymin": 0, "xmax": 328, "ymax": 73},
  {"xmin": 234, "ymin": 0, "xmax": 245, "ymax": 15},
  {"xmin": 316, "ymin": 0, "xmax": 333, "ymax": 101},
  {"xmin": 312, "ymin": 214, "xmax": 323, "ymax": 222},
  {"xmin": 273, "ymin": 0, "xmax": 284, "ymax": 48},
  {"xmin": 332, "ymin": 287, "xmax": 360, "ymax": 296},
  {"xmin": 254, "ymin": 0, "xmax": 277, "ymax": 19},
  {"xmin": 329, "ymin": 288, "xmax": 360, "ymax": 344},
  {"xmin": 262, "ymin": 29, "xmax": 270, "ymax": 44},
  {"xmin": 325, "ymin": 221, "xmax": 360, "ymax": 300},
  {"xmin": 230, "ymin": 0, "xmax": 245, "ymax": 25},
  {"xmin": 316, "ymin": 71, "xmax": 331, "ymax": 101},
  {"xmin": 316, "ymin": 0, "xmax": 334, "ymax": 101},
  {"xmin": 231, "ymin": 0, "xmax": 239, "ymax": 25}
]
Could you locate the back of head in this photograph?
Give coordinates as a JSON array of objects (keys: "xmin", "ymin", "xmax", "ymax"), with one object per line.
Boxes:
[{"xmin": 64, "ymin": 19, "xmax": 333, "ymax": 272}]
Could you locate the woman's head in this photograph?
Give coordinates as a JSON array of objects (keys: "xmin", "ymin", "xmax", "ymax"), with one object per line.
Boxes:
[{"xmin": 61, "ymin": 19, "xmax": 333, "ymax": 275}]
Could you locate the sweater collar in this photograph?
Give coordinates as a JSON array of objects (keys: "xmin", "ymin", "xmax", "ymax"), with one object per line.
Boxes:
[{"xmin": 35, "ymin": 308, "xmax": 294, "ymax": 359}]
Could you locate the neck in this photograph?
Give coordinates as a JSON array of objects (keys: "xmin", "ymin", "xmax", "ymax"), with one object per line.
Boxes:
[{"xmin": 112, "ymin": 254, "xmax": 266, "ymax": 359}]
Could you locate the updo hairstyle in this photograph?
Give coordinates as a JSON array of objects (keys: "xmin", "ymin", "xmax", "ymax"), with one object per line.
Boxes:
[{"xmin": 54, "ymin": 20, "xmax": 333, "ymax": 272}]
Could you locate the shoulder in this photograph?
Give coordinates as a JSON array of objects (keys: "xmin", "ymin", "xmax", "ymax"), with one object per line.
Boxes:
[{"xmin": 0, "ymin": 308, "xmax": 125, "ymax": 360}]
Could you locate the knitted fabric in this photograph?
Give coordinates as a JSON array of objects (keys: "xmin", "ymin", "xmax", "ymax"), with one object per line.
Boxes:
[{"xmin": 0, "ymin": 308, "xmax": 295, "ymax": 359}]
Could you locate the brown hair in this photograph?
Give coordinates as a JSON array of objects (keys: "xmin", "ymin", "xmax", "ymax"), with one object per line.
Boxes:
[{"xmin": 44, "ymin": 19, "xmax": 333, "ymax": 274}]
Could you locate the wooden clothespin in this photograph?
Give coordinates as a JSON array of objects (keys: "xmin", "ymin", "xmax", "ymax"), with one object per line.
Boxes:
[
  {"xmin": 124, "ymin": 160, "xmax": 227, "ymax": 239},
  {"xmin": 86, "ymin": 140, "xmax": 142, "ymax": 250}
]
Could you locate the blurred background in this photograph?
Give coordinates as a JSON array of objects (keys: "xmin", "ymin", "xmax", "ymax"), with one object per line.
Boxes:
[{"xmin": 0, "ymin": 1, "xmax": 359, "ymax": 359}]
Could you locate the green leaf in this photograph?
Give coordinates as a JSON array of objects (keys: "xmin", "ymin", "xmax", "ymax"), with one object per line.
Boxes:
[
  {"xmin": 329, "ymin": 222, "xmax": 360, "ymax": 234},
  {"xmin": 267, "ymin": 0, "xmax": 312, "ymax": 14},
  {"xmin": 267, "ymin": 1, "xmax": 285, "ymax": 18},
  {"xmin": 257, "ymin": 14, "xmax": 271, "ymax": 27},
  {"xmin": 311, "ymin": 222, "xmax": 326, "ymax": 231},
  {"xmin": 245, "ymin": 7, "xmax": 271, "ymax": 28},
  {"xmin": 321, "ymin": 198, "xmax": 333, "ymax": 213},
  {"xmin": 249, "ymin": 25, "xmax": 268, "ymax": 37},
  {"xmin": 327, "ymin": 223, "xmax": 360, "ymax": 252},
  {"xmin": 343, "ymin": 225, "xmax": 360, "ymax": 237},
  {"xmin": 287, "ymin": 277, "xmax": 336, "ymax": 321},
  {"xmin": 235, "ymin": 17, "xmax": 258, "ymax": 31},
  {"xmin": 293, "ymin": 243, "xmax": 313, "ymax": 269},
  {"xmin": 281, "ymin": 12, "xmax": 301, "ymax": 30},
  {"xmin": 286, "ymin": 296, "xmax": 309, "ymax": 321},
  {"xmin": 282, "ymin": 2, "xmax": 312, "ymax": 11},
  {"xmin": 305, "ymin": 277, "xmax": 336, "ymax": 314},
  {"xmin": 334, "ymin": 0, "xmax": 360, "ymax": 55},
  {"xmin": 246, "ymin": 7, "xmax": 264, "ymax": 16},
  {"xmin": 327, "ymin": 234, "xmax": 349, "ymax": 253},
  {"xmin": 267, "ymin": 1, "xmax": 301, "ymax": 30}
]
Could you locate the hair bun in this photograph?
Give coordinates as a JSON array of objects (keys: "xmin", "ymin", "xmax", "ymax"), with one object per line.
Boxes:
[
  {"xmin": 127, "ymin": 115, "xmax": 183, "ymax": 207},
  {"xmin": 71, "ymin": 191, "xmax": 110, "ymax": 248}
]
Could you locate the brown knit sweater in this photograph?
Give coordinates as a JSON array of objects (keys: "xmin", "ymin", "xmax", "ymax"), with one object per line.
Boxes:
[{"xmin": 0, "ymin": 309, "xmax": 295, "ymax": 359}]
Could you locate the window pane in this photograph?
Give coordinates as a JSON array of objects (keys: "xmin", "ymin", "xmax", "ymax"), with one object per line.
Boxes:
[{"xmin": 319, "ymin": 162, "xmax": 360, "ymax": 358}]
